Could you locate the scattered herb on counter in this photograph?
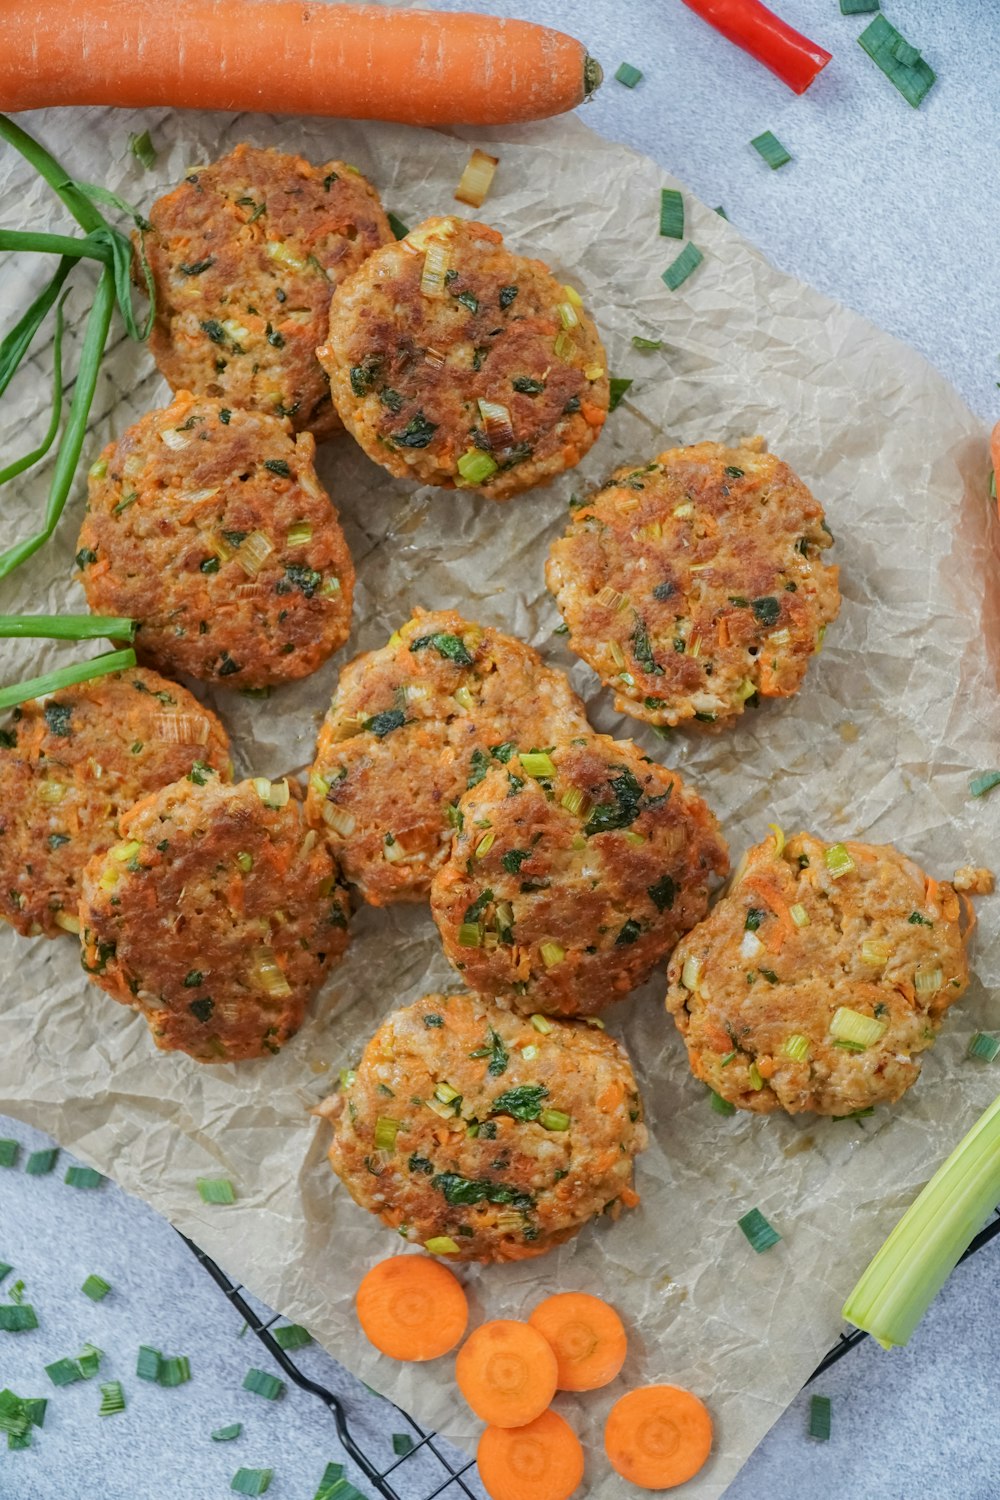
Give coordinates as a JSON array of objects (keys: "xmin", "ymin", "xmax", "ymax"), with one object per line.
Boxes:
[
  {"xmin": 243, "ymin": 1368, "xmax": 286, "ymax": 1400},
  {"xmin": 858, "ymin": 14, "xmax": 935, "ymax": 107},
  {"xmin": 272, "ymin": 1323, "xmax": 312, "ymax": 1351},
  {"xmin": 659, "ymin": 188, "xmax": 684, "ymax": 240},
  {"xmin": 738, "ymin": 1207, "xmax": 782, "ymax": 1252},
  {"xmin": 614, "ymin": 62, "xmax": 643, "ymax": 88},
  {"xmin": 128, "ymin": 129, "xmax": 157, "ymax": 169},
  {"xmin": 64, "ymin": 1166, "xmax": 105, "ymax": 1190},
  {"xmin": 750, "ymin": 131, "xmax": 792, "ymax": 169},
  {"xmin": 197, "ymin": 1177, "xmax": 237, "ymax": 1205},
  {"xmin": 231, "ymin": 1469, "xmax": 273, "ymax": 1496},
  {"xmin": 608, "ymin": 377, "xmax": 632, "ymax": 411},
  {"xmin": 969, "ymin": 771, "xmax": 1000, "ymax": 799},
  {"xmin": 81, "ymin": 1275, "xmax": 111, "ymax": 1302},
  {"xmin": 808, "ymin": 1393, "xmax": 831, "ymax": 1440},
  {"xmin": 662, "ymin": 243, "xmax": 704, "ymax": 291}
]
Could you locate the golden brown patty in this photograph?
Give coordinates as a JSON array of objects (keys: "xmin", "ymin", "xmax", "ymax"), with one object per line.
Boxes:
[
  {"xmin": 318, "ymin": 215, "xmax": 609, "ymax": 500},
  {"xmin": 318, "ymin": 991, "xmax": 646, "ymax": 1262},
  {"xmin": 79, "ymin": 775, "xmax": 350, "ymax": 1062},
  {"xmin": 665, "ymin": 831, "xmax": 970, "ymax": 1116},
  {"xmin": 141, "ymin": 143, "xmax": 393, "ymax": 440},
  {"xmin": 305, "ymin": 609, "xmax": 590, "ymax": 905},
  {"xmin": 77, "ymin": 393, "xmax": 354, "ymax": 688},
  {"xmin": 430, "ymin": 734, "xmax": 729, "ymax": 1017},
  {"xmin": 546, "ymin": 439, "xmax": 840, "ymax": 729},
  {"xmin": 0, "ymin": 668, "xmax": 230, "ymax": 939}
]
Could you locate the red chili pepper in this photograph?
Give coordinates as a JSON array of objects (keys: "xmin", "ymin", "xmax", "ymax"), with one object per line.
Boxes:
[{"xmin": 681, "ymin": 0, "xmax": 832, "ymax": 94}]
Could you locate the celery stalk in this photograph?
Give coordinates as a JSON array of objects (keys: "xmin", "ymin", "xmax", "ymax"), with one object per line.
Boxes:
[{"xmin": 843, "ymin": 1091, "xmax": 1000, "ymax": 1348}]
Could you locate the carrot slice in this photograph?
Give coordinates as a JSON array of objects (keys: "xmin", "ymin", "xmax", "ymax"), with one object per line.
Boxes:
[
  {"xmin": 455, "ymin": 1320, "xmax": 558, "ymax": 1428},
  {"xmin": 528, "ymin": 1292, "xmax": 627, "ymax": 1392},
  {"xmin": 355, "ymin": 1256, "xmax": 468, "ymax": 1362},
  {"xmin": 477, "ymin": 1408, "xmax": 584, "ymax": 1500},
  {"xmin": 604, "ymin": 1384, "xmax": 713, "ymax": 1490}
]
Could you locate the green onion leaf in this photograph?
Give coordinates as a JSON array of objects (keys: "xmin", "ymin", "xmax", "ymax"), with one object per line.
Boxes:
[
  {"xmin": 456, "ymin": 448, "xmax": 498, "ymax": 484},
  {"xmin": 45, "ymin": 1358, "xmax": 84, "ymax": 1386},
  {"xmin": 738, "ymin": 1207, "xmax": 781, "ymax": 1253},
  {"xmin": 809, "ymin": 1393, "xmax": 831, "ymax": 1440},
  {"xmin": 312, "ymin": 1463, "xmax": 347, "ymax": 1500},
  {"xmin": 844, "ymin": 1089, "xmax": 1000, "ymax": 1346},
  {"xmin": 631, "ymin": 335, "xmax": 662, "ymax": 350},
  {"xmin": 197, "ymin": 1177, "xmax": 236, "ymax": 1205},
  {"xmin": 212, "ymin": 1424, "xmax": 243, "ymax": 1441},
  {"xmin": 24, "ymin": 1148, "xmax": 58, "ymax": 1175},
  {"xmin": 0, "ymin": 649, "xmax": 136, "ymax": 713},
  {"xmin": 373, "ymin": 1117, "xmax": 400, "ymax": 1152},
  {"xmin": 968, "ymin": 1033, "xmax": 1000, "ymax": 1063},
  {"xmin": 829, "ymin": 1006, "xmax": 886, "ymax": 1049},
  {"xmin": 272, "ymin": 1323, "xmax": 312, "ymax": 1351},
  {"xmin": 0, "ymin": 614, "xmax": 135, "ymax": 641},
  {"xmin": 81, "ymin": 1275, "xmax": 111, "ymax": 1302},
  {"xmin": 659, "ymin": 188, "xmax": 684, "ymax": 240},
  {"xmin": 23, "ymin": 1397, "xmax": 45, "ymax": 1428},
  {"xmin": 77, "ymin": 1343, "xmax": 103, "ymax": 1379},
  {"xmin": 387, "ymin": 212, "xmax": 409, "ymax": 241},
  {"xmin": 231, "ymin": 1469, "xmax": 273, "ymax": 1495},
  {"xmin": 714, "ymin": 205, "xmax": 729, "ymax": 219},
  {"xmin": 99, "ymin": 1379, "xmax": 126, "ymax": 1416},
  {"xmin": 157, "ymin": 1355, "xmax": 190, "ymax": 1387},
  {"xmin": 823, "ymin": 843, "xmax": 856, "ymax": 878},
  {"xmin": 969, "ymin": 771, "xmax": 1000, "ymax": 799},
  {"xmin": 750, "ymin": 132, "xmax": 792, "ymax": 170},
  {"xmin": 136, "ymin": 1346, "xmax": 162, "ymax": 1382},
  {"xmin": 539, "ymin": 1109, "xmax": 571, "ymax": 1131},
  {"xmin": 614, "ymin": 62, "xmax": 643, "ymax": 88},
  {"xmin": 0, "ymin": 288, "xmax": 67, "ymax": 489},
  {"xmin": 661, "ymin": 243, "xmax": 704, "ymax": 292},
  {"xmin": 243, "ymin": 1368, "xmax": 285, "ymax": 1401},
  {"xmin": 608, "ymin": 376, "xmax": 633, "ymax": 411},
  {"xmin": 709, "ymin": 1090, "xmax": 736, "ymax": 1116},
  {"xmin": 840, "ymin": 0, "xmax": 879, "ymax": 11},
  {"xmin": 520, "ymin": 751, "xmax": 556, "ymax": 779},
  {"xmin": 64, "ymin": 1165, "xmax": 105, "ymax": 1190},
  {"xmin": 0, "ymin": 1141, "xmax": 19, "ymax": 1168},
  {"xmin": 858, "ymin": 15, "xmax": 935, "ymax": 108},
  {"xmin": 128, "ymin": 130, "xmax": 157, "ymax": 169},
  {"xmin": 393, "ymin": 1433, "xmax": 416, "ymax": 1456},
  {"xmin": 0, "ymin": 1304, "xmax": 37, "ymax": 1332}
]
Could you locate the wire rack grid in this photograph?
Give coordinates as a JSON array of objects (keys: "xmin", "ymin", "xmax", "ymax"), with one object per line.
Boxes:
[{"xmin": 185, "ymin": 1207, "xmax": 1000, "ymax": 1498}]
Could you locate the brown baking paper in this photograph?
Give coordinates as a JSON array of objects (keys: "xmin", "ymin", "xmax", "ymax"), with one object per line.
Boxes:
[{"xmin": 0, "ymin": 91, "xmax": 997, "ymax": 1498}]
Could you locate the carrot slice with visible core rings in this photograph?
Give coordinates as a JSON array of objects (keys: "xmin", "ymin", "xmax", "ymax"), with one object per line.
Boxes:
[
  {"xmin": 455, "ymin": 1320, "xmax": 558, "ymax": 1428},
  {"xmin": 355, "ymin": 1256, "xmax": 468, "ymax": 1362},
  {"xmin": 528, "ymin": 1292, "xmax": 627, "ymax": 1392},
  {"xmin": 604, "ymin": 1384, "xmax": 713, "ymax": 1490},
  {"xmin": 0, "ymin": 2, "xmax": 602, "ymax": 127},
  {"xmin": 477, "ymin": 1409, "xmax": 585, "ymax": 1500}
]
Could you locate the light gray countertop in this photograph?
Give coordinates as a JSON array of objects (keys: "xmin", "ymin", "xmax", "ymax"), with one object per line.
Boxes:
[{"xmin": 3, "ymin": 2, "xmax": 1000, "ymax": 1496}]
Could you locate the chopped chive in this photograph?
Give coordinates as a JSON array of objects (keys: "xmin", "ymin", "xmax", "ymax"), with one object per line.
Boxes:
[
  {"xmin": 23, "ymin": 1397, "xmax": 46, "ymax": 1427},
  {"xmin": 81, "ymin": 1275, "xmax": 111, "ymax": 1302},
  {"xmin": 64, "ymin": 1165, "xmax": 104, "ymax": 1189},
  {"xmin": 136, "ymin": 1346, "xmax": 162, "ymax": 1382},
  {"xmin": 714, "ymin": 205, "xmax": 729, "ymax": 219},
  {"xmin": 0, "ymin": 1141, "xmax": 19, "ymax": 1168},
  {"xmin": 0, "ymin": 1265, "xmax": 10, "ymax": 1283},
  {"xmin": 77, "ymin": 1343, "xmax": 102, "ymax": 1379},
  {"xmin": 24, "ymin": 1148, "xmax": 58, "ymax": 1175},
  {"xmin": 197, "ymin": 1177, "xmax": 236, "ymax": 1205},
  {"xmin": 608, "ymin": 377, "xmax": 632, "ymax": 411},
  {"xmin": 858, "ymin": 15, "xmax": 935, "ymax": 107},
  {"xmin": 393, "ymin": 1433, "xmax": 416, "ymax": 1456},
  {"xmin": 45, "ymin": 1358, "xmax": 83, "ymax": 1386},
  {"xmin": 662, "ymin": 243, "xmax": 704, "ymax": 291},
  {"xmin": 272, "ymin": 1323, "xmax": 312, "ymax": 1351},
  {"xmin": 750, "ymin": 131, "xmax": 792, "ymax": 170},
  {"xmin": 809, "ymin": 1393, "xmax": 831, "ymax": 1440},
  {"xmin": 231, "ymin": 1469, "xmax": 273, "ymax": 1495},
  {"xmin": 969, "ymin": 771, "xmax": 1000, "ymax": 799},
  {"xmin": 212, "ymin": 1423, "xmax": 243, "ymax": 1441},
  {"xmin": 738, "ymin": 1207, "xmax": 782, "ymax": 1253},
  {"xmin": 157, "ymin": 1356, "xmax": 190, "ymax": 1387},
  {"xmin": 99, "ymin": 1380, "xmax": 126, "ymax": 1416},
  {"xmin": 968, "ymin": 1033, "xmax": 1000, "ymax": 1063},
  {"xmin": 659, "ymin": 188, "xmax": 684, "ymax": 240},
  {"xmin": 709, "ymin": 1090, "xmax": 736, "ymax": 1116},
  {"xmin": 840, "ymin": 0, "xmax": 878, "ymax": 11},
  {"xmin": 8, "ymin": 1431, "xmax": 31, "ymax": 1450},
  {"xmin": 631, "ymin": 335, "xmax": 662, "ymax": 350},
  {"xmin": 0, "ymin": 647, "xmax": 137, "ymax": 713},
  {"xmin": 614, "ymin": 61, "xmax": 643, "ymax": 88},
  {"xmin": 0, "ymin": 1304, "xmax": 37, "ymax": 1332},
  {"xmin": 313, "ymin": 1463, "xmax": 346, "ymax": 1499},
  {"xmin": 387, "ymin": 212, "xmax": 409, "ymax": 241},
  {"xmin": 128, "ymin": 130, "xmax": 157, "ymax": 169},
  {"xmin": 243, "ymin": 1368, "xmax": 285, "ymax": 1400}
]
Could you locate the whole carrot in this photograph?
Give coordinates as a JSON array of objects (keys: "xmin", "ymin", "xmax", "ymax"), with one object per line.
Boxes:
[{"xmin": 0, "ymin": 1, "xmax": 601, "ymax": 126}]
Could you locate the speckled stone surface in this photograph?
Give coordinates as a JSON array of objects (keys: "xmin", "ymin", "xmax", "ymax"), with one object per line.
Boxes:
[{"xmin": 3, "ymin": 2, "xmax": 1000, "ymax": 1496}]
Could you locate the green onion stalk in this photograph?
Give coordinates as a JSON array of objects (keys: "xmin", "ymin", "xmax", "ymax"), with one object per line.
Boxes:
[
  {"xmin": 0, "ymin": 113, "xmax": 154, "ymax": 707},
  {"xmin": 843, "ymin": 1089, "xmax": 1000, "ymax": 1348}
]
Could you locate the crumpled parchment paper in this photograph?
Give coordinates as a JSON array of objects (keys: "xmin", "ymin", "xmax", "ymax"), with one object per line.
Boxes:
[{"xmin": 0, "ymin": 86, "xmax": 997, "ymax": 1499}]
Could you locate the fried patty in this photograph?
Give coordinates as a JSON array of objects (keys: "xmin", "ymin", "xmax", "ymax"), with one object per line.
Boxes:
[
  {"xmin": 142, "ymin": 144, "xmax": 393, "ymax": 440},
  {"xmin": 318, "ymin": 991, "xmax": 647, "ymax": 1263},
  {"xmin": 79, "ymin": 774, "xmax": 350, "ymax": 1062},
  {"xmin": 430, "ymin": 734, "xmax": 729, "ymax": 1017},
  {"xmin": 665, "ymin": 831, "xmax": 971, "ymax": 1116},
  {"xmin": 546, "ymin": 439, "xmax": 840, "ymax": 729},
  {"xmin": 318, "ymin": 215, "xmax": 609, "ymax": 500},
  {"xmin": 305, "ymin": 609, "xmax": 590, "ymax": 905},
  {"xmin": 0, "ymin": 668, "xmax": 230, "ymax": 939},
  {"xmin": 77, "ymin": 393, "xmax": 354, "ymax": 688}
]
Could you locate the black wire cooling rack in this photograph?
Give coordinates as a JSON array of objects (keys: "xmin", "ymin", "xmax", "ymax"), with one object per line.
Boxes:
[{"xmin": 184, "ymin": 1208, "xmax": 1000, "ymax": 1499}]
